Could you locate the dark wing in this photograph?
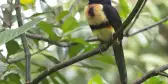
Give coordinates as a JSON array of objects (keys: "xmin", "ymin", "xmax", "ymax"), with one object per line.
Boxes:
[
  {"xmin": 103, "ymin": 4, "xmax": 127, "ymax": 84},
  {"xmin": 103, "ymin": 4, "xmax": 122, "ymax": 31}
]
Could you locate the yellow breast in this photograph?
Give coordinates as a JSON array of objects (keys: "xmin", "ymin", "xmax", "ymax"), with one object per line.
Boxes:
[{"xmin": 84, "ymin": 4, "xmax": 108, "ymax": 25}]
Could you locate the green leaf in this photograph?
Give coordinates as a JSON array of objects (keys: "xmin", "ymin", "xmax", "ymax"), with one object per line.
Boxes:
[
  {"xmin": 37, "ymin": 21, "xmax": 54, "ymax": 36},
  {"xmin": 61, "ymin": 16, "xmax": 79, "ymax": 32},
  {"xmin": 88, "ymin": 74, "xmax": 103, "ymax": 84},
  {"xmin": 41, "ymin": 78, "xmax": 50, "ymax": 84},
  {"xmin": 7, "ymin": 73, "xmax": 21, "ymax": 84},
  {"xmin": 83, "ymin": 44, "xmax": 97, "ymax": 52},
  {"xmin": 69, "ymin": 44, "xmax": 84, "ymax": 58},
  {"xmin": 37, "ymin": 67, "xmax": 47, "ymax": 72},
  {"xmin": 42, "ymin": 53, "xmax": 60, "ymax": 64},
  {"xmin": 31, "ymin": 63, "xmax": 47, "ymax": 72},
  {"xmin": 70, "ymin": 38, "xmax": 89, "ymax": 45},
  {"xmin": 50, "ymin": 73, "xmax": 60, "ymax": 84},
  {"xmin": 90, "ymin": 54, "xmax": 114, "ymax": 64},
  {"xmin": 37, "ymin": 21, "xmax": 61, "ymax": 41},
  {"xmin": 15, "ymin": 62, "xmax": 25, "ymax": 72},
  {"xmin": 49, "ymin": 75, "xmax": 59, "ymax": 84},
  {"xmin": 31, "ymin": 53, "xmax": 56, "ymax": 68},
  {"xmin": 56, "ymin": 11, "xmax": 69, "ymax": 21},
  {"xmin": 145, "ymin": 77, "xmax": 164, "ymax": 84},
  {"xmin": 29, "ymin": 12, "xmax": 49, "ymax": 19},
  {"xmin": 49, "ymin": 34, "xmax": 61, "ymax": 42},
  {"xmin": 6, "ymin": 40, "xmax": 20, "ymax": 56},
  {"xmin": 56, "ymin": 72, "xmax": 69, "ymax": 84},
  {"xmin": 7, "ymin": 51, "xmax": 25, "ymax": 63},
  {"xmin": 0, "ymin": 18, "xmax": 43, "ymax": 46},
  {"xmin": 119, "ymin": 0, "xmax": 130, "ymax": 18},
  {"xmin": 0, "ymin": 80, "xmax": 8, "ymax": 84},
  {"xmin": 50, "ymin": 72, "xmax": 69, "ymax": 84},
  {"xmin": 7, "ymin": 64, "xmax": 17, "ymax": 70}
]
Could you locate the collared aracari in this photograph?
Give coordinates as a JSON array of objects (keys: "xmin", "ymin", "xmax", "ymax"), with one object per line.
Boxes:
[{"xmin": 84, "ymin": 0, "xmax": 127, "ymax": 84}]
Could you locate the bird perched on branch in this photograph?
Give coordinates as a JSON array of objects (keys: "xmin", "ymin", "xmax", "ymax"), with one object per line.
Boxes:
[{"xmin": 84, "ymin": 0, "xmax": 127, "ymax": 84}]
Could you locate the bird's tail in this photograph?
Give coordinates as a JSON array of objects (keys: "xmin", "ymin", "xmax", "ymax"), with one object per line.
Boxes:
[{"xmin": 112, "ymin": 40, "xmax": 127, "ymax": 84}]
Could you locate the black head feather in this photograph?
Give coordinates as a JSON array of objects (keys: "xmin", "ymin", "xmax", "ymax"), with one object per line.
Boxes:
[{"xmin": 89, "ymin": 0, "xmax": 111, "ymax": 5}]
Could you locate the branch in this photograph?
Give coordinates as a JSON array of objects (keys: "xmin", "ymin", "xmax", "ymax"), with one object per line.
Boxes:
[
  {"xmin": 114, "ymin": 0, "xmax": 145, "ymax": 38},
  {"xmin": 134, "ymin": 64, "xmax": 168, "ymax": 84},
  {"xmin": 124, "ymin": 0, "xmax": 147, "ymax": 35},
  {"xmin": 15, "ymin": 0, "xmax": 31, "ymax": 83},
  {"xmin": 26, "ymin": 33, "xmax": 70, "ymax": 47},
  {"xmin": 158, "ymin": 72, "xmax": 168, "ymax": 78},
  {"xmin": 26, "ymin": 33, "xmax": 99, "ymax": 47},
  {"xmin": 31, "ymin": 0, "xmax": 145, "ymax": 83},
  {"xmin": 74, "ymin": 62, "xmax": 103, "ymax": 70},
  {"xmin": 125, "ymin": 16, "xmax": 168, "ymax": 37},
  {"xmin": 31, "ymin": 44, "xmax": 110, "ymax": 84}
]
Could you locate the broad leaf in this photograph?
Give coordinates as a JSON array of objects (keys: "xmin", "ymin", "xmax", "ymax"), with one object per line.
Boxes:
[
  {"xmin": 56, "ymin": 11, "xmax": 69, "ymax": 21},
  {"xmin": 29, "ymin": 12, "xmax": 49, "ymax": 19},
  {"xmin": 0, "ymin": 18, "xmax": 43, "ymax": 46},
  {"xmin": 119, "ymin": 0, "xmax": 130, "ymax": 18},
  {"xmin": 37, "ymin": 21, "xmax": 61, "ymax": 41},
  {"xmin": 50, "ymin": 72, "xmax": 69, "ymax": 84},
  {"xmin": 90, "ymin": 54, "xmax": 114, "ymax": 64},
  {"xmin": 42, "ymin": 53, "xmax": 60, "ymax": 64},
  {"xmin": 69, "ymin": 44, "xmax": 85, "ymax": 58},
  {"xmin": 5, "ymin": 73, "xmax": 21, "ymax": 84},
  {"xmin": 37, "ymin": 21, "xmax": 54, "ymax": 36},
  {"xmin": 6, "ymin": 40, "xmax": 20, "ymax": 56},
  {"xmin": 41, "ymin": 78, "xmax": 50, "ymax": 84},
  {"xmin": 49, "ymin": 75, "xmax": 59, "ymax": 84},
  {"xmin": 56, "ymin": 72, "xmax": 69, "ymax": 84},
  {"xmin": 144, "ymin": 77, "xmax": 165, "ymax": 84},
  {"xmin": 0, "ymin": 80, "xmax": 8, "ymax": 84},
  {"xmin": 15, "ymin": 62, "xmax": 25, "ymax": 72},
  {"xmin": 61, "ymin": 16, "xmax": 79, "ymax": 32},
  {"xmin": 70, "ymin": 38, "xmax": 89, "ymax": 45},
  {"xmin": 88, "ymin": 74, "xmax": 103, "ymax": 84}
]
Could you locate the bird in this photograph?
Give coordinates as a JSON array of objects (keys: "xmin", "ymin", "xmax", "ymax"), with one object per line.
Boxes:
[{"xmin": 84, "ymin": 0, "xmax": 127, "ymax": 84}]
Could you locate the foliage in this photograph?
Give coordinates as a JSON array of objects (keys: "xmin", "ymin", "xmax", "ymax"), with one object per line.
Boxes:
[{"xmin": 0, "ymin": 0, "xmax": 168, "ymax": 84}]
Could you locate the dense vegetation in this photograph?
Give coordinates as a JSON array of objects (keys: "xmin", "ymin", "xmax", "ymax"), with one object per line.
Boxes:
[{"xmin": 0, "ymin": 0, "xmax": 168, "ymax": 84}]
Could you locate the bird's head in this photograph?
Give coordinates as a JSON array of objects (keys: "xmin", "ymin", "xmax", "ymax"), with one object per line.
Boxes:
[{"xmin": 88, "ymin": 0, "xmax": 111, "ymax": 5}]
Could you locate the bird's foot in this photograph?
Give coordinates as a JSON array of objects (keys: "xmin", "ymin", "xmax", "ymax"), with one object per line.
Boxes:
[{"xmin": 98, "ymin": 43, "xmax": 106, "ymax": 54}]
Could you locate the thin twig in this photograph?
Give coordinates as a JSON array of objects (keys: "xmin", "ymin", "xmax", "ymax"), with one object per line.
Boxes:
[
  {"xmin": 26, "ymin": 33, "xmax": 70, "ymax": 47},
  {"xmin": 15, "ymin": 0, "xmax": 31, "ymax": 83},
  {"xmin": 73, "ymin": 65, "xmax": 102, "ymax": 70},
  {"xmin": 134, "ymin": 64, "xmax": 168, "ymax": 84},
  {"xmin": 157, "ymin": 72, "xmax": 168, "ymax": 78},
  {"xmin": 125, "ymin": 0, "xmax": 147, "ymax": 35},
  {"xmin": 31, "ymin": 0, "xmax": 145, "ymax": 83},
  {"xmin": 125, "ymin": 16, "xmax": 168, "ymax": 37},
  {"xmin": 114, "ymin": 0, "xmax": 145, "ymax": 39},
  {"xmin": 26, "ymin": 33, "xmax": 99, "ymax": 47},
  {"xmin": 76, "ymin": 62, "xmax": 103, "ymax": 70},
  {"xmin": 8, "ymin": 45, "xmax": 51, "ymax": 64}
]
